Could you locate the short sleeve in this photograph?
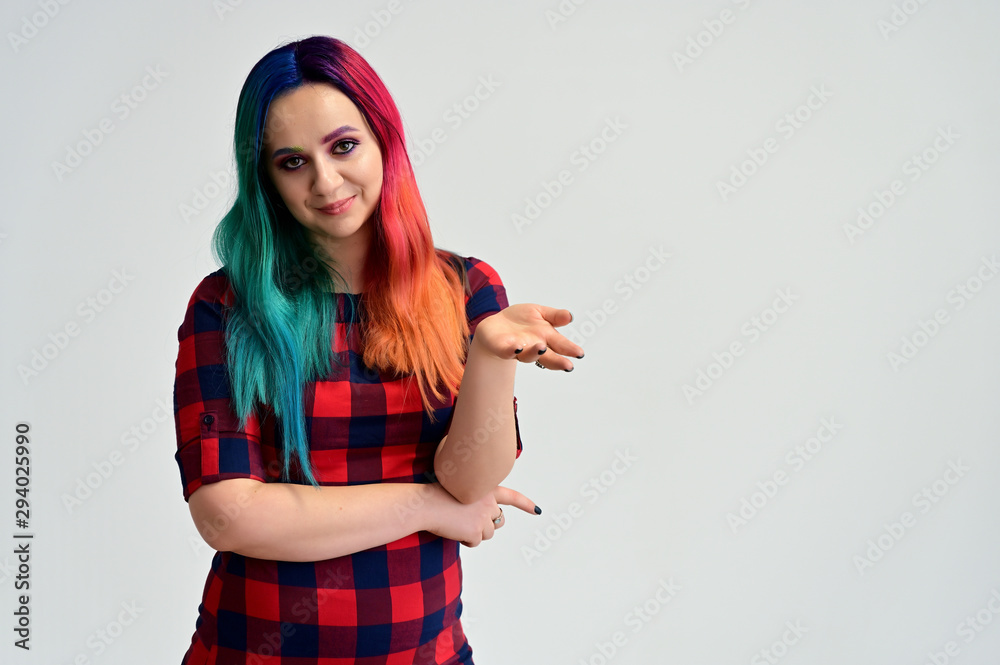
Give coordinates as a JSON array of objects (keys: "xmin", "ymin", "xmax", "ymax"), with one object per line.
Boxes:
[
  {"xmin": 172, "ymin": 270, "xmax": 268, "ymax": 502},
  {"xmin": 462, "ymin": 256, "xmax": 523, "ymax": 458}
]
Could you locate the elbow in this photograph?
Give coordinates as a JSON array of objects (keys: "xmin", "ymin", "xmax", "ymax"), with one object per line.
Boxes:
[
  {"xmin": 438, "ymin": 470, "xmax": 508, "ymax": 505},
  {"xmin": 187, "ymin": 479, "xmax": 263, "ymax": 552},
  {"xmin": 189, "ymin": 506, "xmax": 230, "ymax": 552},
  {"xmin": 433, "ymin": 441, "xmax": 517, "ymax": 504},
  {"xmin": 434, "ymin": 459, "xmax": 491, "ymax": 504}
]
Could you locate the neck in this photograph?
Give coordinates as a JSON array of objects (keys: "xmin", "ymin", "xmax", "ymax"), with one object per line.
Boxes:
[{"xmin": 313, "ymin": 226, "xmax": 371, "ymax": 294}]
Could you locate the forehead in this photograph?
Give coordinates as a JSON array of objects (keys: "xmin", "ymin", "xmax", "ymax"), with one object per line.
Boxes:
[{"xmin": 264, "ymin": 83, "xmax": 369, "ymax": 142}]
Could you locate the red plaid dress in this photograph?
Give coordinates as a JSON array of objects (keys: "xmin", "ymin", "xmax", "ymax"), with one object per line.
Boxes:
[{"xmin": 173, "ymin": 255, "xmax": 522, "ymax": 664}]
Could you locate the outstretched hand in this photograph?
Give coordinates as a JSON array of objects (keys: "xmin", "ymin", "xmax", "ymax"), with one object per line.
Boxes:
[{"xmin": 473, "ymin": 304, "xmax": 585, "ymax": 371}]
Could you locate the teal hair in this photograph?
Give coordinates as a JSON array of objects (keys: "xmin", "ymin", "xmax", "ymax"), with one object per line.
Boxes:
[
  {"xmin": 212, "ymin": 40, "xmax": 353, "ymax": 488},
  {"xmin": 212, "ymin": 36, "xmax": 471, "ymax": 489}
]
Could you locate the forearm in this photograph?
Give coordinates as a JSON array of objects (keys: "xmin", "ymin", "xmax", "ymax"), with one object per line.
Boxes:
[
  {"xmin": 209, "ymin": 480, "xmax": 436, "ymax": 562},
  {"xmin": 434, "ymin": 336, "xmax": 518, "ymax": 504}
]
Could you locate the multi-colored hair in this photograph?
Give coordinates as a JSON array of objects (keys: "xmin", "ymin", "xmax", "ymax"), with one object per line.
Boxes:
[{"xmin": 212, "ymin": 35, "xmax": 471, "ymax": 487}]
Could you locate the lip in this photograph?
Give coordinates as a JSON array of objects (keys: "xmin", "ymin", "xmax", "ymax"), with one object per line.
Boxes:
[{"xmin": 317, "ymin": 196, "xmax": 355, "ymax": 215}]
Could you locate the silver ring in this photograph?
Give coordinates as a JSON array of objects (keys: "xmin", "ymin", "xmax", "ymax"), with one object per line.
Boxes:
[
  {"xmin": 492, "ymin": 508, "xmax": 503, "ymax": 525},
  {"xmin": 534, "ymin": 360, "xmax": 545, "ymax": 369}
]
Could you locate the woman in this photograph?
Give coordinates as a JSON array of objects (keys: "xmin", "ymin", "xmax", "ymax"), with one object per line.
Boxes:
[{"xmin": 172, "ymin": 35, "xmax": 583, "ymax": 664}]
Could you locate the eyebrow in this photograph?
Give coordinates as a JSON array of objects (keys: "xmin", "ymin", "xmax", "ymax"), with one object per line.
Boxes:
[{"xmin": 270, "ymin": 125, "xmax": 360, "ymax": 160}]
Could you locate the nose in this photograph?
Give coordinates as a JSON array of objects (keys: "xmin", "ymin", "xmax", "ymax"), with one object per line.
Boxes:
[{"xmin": 311, "ymin": 155, "xmax": 344, "ymax": 195}]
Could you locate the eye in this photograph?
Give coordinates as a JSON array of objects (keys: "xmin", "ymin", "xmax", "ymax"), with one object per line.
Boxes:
[
  {"xmin": 278, "ymin": 155, "xmax": 304, "ymax": 171},
  {"xmin": 333, "ymin": 139, "xmax": 359, "ymax": 155}
]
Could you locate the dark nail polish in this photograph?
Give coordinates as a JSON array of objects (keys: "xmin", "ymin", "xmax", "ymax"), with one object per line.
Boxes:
[
  {"xmin": 514, "ymin": 347, "xmax": 523, "ymax": 354},
  {"xmin": 564, "ymin": 367, "xmax": 573, "ymax": 372},
  {"xmin": 534, "ymin": 506, "xmax": 542, "ymax": 515},
  {"xmin": 576, "ymin": 353, "xmax": 585, "ymax": 359},
  {"xmin": 537, "ymin": 348, "xmax": 546, "ymax": 355}
]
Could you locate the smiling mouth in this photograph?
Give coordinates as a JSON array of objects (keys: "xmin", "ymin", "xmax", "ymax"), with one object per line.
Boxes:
[{"xmin": 318, "ymin": 196, "xmax": 355, "ymax": 215}]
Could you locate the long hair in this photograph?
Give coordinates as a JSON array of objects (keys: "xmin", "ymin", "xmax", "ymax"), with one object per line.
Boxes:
[{"xmin": 212, "ymin": 35, "xmax": 471, "ymax": 486}]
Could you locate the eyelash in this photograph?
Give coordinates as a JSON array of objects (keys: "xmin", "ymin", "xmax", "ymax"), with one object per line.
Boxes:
[{"xmin": 278, "ymin": 140, "xmax": 359, "ymax": 171}]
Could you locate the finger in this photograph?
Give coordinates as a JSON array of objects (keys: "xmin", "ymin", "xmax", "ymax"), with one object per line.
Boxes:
[
  {"xmin": 494, "ymin": 486, "xmax": 541, "ymax": 515},
  {"xmin": 515, "ymin": 323, "xmax": 584, "ymax": 364},
  {"xmin": 534, "ymin": 306, "xmax": 574, "ymax": 328},
  {"xmin": 513, "ymin": 339, "xmax": 547, "ymax": 360},
  {"xmin": 530, "ymin": 348, "xmax": 575, "ymax": 372},
  {"xmin": 543, "ymin": 331, "xmax": 585, "ymax": 361}
]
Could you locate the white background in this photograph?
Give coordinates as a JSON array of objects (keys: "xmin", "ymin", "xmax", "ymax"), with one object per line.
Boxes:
[{"xmin": 2, "ymin": 1, "xmax": 1000, "ymax": 663}]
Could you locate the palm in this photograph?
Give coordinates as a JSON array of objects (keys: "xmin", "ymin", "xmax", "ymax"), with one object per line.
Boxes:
[{"xmin": 472, "ymin": 303, "xmax": 584, "ymax": 369}]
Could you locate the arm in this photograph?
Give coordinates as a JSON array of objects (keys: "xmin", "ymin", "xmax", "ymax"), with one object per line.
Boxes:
[
  {"xmin": 434, "ymin": 305, "xmax": 582, "ymax": 504},
  {"xmin": 433, "ymin": 336, "xmax": 518, "ymax": 504},
  {"xmin": 188, "ymin": 477, "xmax": 537, "ymax": 561}
]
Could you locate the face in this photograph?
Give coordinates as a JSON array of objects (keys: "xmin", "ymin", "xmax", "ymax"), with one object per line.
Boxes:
[{"xmin": 263, "ymin": 82, "xmax": 383, "ymax": 258}]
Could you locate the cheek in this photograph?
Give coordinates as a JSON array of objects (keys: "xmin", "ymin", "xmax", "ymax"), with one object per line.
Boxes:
[
  {"xmin": 364, "ymin": 157, "xmax": 384, "ymax": 193},
  {"xmin": 270, "ymin": 176, "xmax": 299, "ymax": 206}
]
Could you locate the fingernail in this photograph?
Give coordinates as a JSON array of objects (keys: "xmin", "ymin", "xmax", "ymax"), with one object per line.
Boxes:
[
  {"xmin": 538, "ymin": 348, "xmax": 546, "ymax": 355},
  {"xmin": 568, "ymin": 311, "xmax": 574, "ymax": 323},
  {"xmin": 534, "ymin": 506, "xmax": 542, "ymax": 515},
  {"xmin": 514, "ymin": 347, "xmax": 523, "ymax": 354},
  {"xmin": 576, "ymin": 353, "xmax": 585, "ymax": 359},
  {"xmin": 564, "ymin": 366, "xmax": 573, "ymax": 372}
]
